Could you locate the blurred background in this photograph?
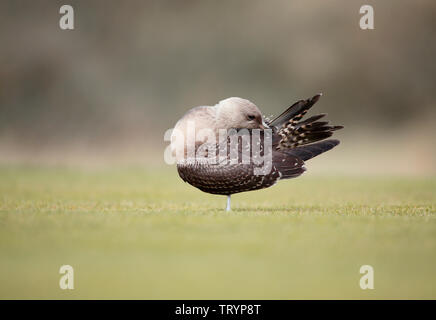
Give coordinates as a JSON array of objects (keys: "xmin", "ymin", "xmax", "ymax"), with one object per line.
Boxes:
[
  {"xmin": 1, "ymin": 0, "xmax": 435, "ymax": 175},
  {"xmin": 1, "ymin": 0, "xmax": 436, "ymax": 300}
]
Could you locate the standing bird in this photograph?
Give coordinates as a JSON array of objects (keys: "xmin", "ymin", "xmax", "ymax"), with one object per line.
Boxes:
[{"xmin": 171, "ymin": 94, "xmax": 343, "ymax": 211}]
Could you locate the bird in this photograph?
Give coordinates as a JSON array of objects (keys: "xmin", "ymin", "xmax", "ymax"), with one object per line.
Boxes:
[{"xmin": 171, "ymin": 94, "xmax": 343, "ymax": 211}]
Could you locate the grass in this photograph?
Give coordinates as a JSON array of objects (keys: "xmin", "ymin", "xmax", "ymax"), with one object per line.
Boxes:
[{"xmin": 0, "ymin": 165, "xmax": 435, "ymax": 299}]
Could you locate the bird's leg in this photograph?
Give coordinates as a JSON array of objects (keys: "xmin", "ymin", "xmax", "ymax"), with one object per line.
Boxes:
[{"xmin": 226, "ymin": 195, "xmax": 231, "ymax": 212}]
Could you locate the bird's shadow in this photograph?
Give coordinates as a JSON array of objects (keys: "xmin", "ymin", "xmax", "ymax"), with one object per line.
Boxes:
[{"xmin": 227, "ymin": 205, "xmax": 323, "ymax": 214}]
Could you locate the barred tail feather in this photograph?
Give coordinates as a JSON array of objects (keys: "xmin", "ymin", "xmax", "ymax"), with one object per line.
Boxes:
[
  {"xmin": 277, "ymin": 122, "xmax": 342, "ymax": 149},
  {"xmin": 270, "ymin": 93, "xmax": 343, "ymax": 150},
  {"xmin": 268, "ymin": 93, "xmax": 322, "ymax": 130},
  {"xmin": 284, "ymin": 139, "xmax": 340, "ymax": 161}
]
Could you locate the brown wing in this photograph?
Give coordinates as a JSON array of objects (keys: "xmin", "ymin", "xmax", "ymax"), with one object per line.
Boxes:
[
  {"xmin": 177, "ymin": 161, "xmax": 282, "ymax": 195},
  {"xmin": 176, "ymin": 129, "xmax": 306, "ymax": 195}
]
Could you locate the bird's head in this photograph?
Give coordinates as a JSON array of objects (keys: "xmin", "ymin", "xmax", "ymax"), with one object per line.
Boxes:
[{"xmin": 215, "ymin": 97, "xmax": 267, "ymax": 130}]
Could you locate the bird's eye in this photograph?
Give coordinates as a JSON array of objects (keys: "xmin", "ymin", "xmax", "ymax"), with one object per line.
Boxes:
[{"xmin": 247, "ymin": 115, "xmax": 256, "ymax": 121}]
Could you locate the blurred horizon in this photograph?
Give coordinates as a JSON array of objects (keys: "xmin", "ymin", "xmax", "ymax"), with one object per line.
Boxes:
[{"xmin": 1, "ymin": 0, "xmax": 435, "ymax": 175}]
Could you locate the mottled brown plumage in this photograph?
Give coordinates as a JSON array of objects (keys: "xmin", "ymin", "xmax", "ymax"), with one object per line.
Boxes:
[{"xmin": 173, "ymin": 94, "xmax": 343, "ymax": 209}]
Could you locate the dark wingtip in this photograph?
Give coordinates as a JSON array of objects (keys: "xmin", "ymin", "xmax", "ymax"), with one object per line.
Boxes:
[
  {"xmin": 328, "ymin": 139, "xmax": 340, "ymax": 146},
  {"xmin": 311, "ymin": 93, "xmax": 323, "ymax": 103},
  {"xmin": 332, "ymin": 125, "xmax": 344, "ymax": 131}
]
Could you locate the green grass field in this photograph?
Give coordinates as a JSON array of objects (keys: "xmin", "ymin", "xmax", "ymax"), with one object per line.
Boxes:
[{"xmin": 0, "ymin": 165, "xmax": 435, "ymax": 299}]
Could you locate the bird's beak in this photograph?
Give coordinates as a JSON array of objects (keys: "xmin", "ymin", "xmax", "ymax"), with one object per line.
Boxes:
[{"xmin": 259, "ymin": 120, "xmax": 269, "ymax": 129}]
